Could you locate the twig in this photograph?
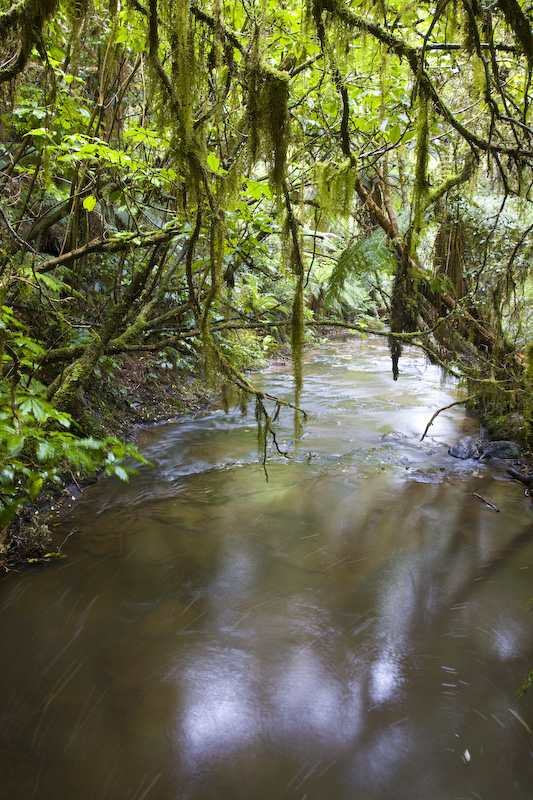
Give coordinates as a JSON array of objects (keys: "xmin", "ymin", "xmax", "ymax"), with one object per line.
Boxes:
[
  {"xmin": 0, "ymin": 204, "xmax": 39, "ymax": 253},
  {"xmin": 472, "ymin": 492, "xmax": 500, "ymax": 512},
  {"xmin": 66, "ymin": 465, "xmax": 82, "ymax": 493},
  {"xmin": 420, "ymin": 395, "xmax": 476, "ymax": 441}
]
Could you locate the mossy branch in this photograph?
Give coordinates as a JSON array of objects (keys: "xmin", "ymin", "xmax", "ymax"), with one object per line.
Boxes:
[
  {"xmin": 0, "ymin": 0, "xmax": 59, "ymax": 83},
  {"xmin": 32, "ymin": 226, "xmax": 186, "ymax": 274},
  {"xmin": 427, "ymin": 153, "xmax": 478, "ymax": 206},
  {"xmin": 318, "ymin": 0, "xmax": 533, "ymax": 160},
  {"xmin": 497, "ymin": 0, "xmax": 533, "ymax": 68}
]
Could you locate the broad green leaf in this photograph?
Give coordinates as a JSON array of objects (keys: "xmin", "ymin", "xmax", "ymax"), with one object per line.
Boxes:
[
  {"xmin": 19, "ymin": 397, "xmax": 49, "ymax": 421},
  {"xmin": 7, "ymin": 435, "xmax": 25, "ymax": 455},
  {"xmin": 247, "ymin": 181, "xmax": 263, "ymax": 201},
  {"xmin": 83, "ymin": 195, "xmax": 97, "ymax": 212},
  {"xmin": 112, "ymin": 465, "xmax": 130, "ymax": 482},
  {"xmin": 29, "ymin": 476, "xmax": 43, "ymax": 501},
  {"xmin": 389, "ymin": 123, "xmax": 402, "ymax": 144},
  {"xmin": 207, "ymin": 153, "xmax": 220, "ymax": 173},
  {"xmin": 37, "ymin": 441, "xmax": 56, "ymax": 463},
  {"xmin": 35, "ymin": 272, "xmax": 63, "ymax": 292}
]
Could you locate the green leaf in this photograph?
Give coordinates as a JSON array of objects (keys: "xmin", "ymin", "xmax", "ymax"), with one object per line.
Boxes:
[
  {"xmin": 29, "ymin": 476, "xmax": 43, "ymax": 501},
  {"xmin": 389, "ymin": 123, "xmax": 402, "ymax": 144},
  {"xmin": 77, "ymin": 437, "xmax": 104, "ymax": 450},
  {"xmin": 37, "ymin": 440, "xmax": 56, "ymax": 463},
  {"xmin": 6, "ymin": 435, "xmax": 25, "ymax": 455},
  {"xmin": 35, "ymin": 272, "xmax": 63, "ymax": 292},
  {"xmin": 247, "ymin": 181, "xmax": 263, "ymax": 201},
  {"xmin": 112, "ymin": 465, "xmax": 130, "ymax": 481},
  {"xmin": 83, "ymin": 195, "xmax": 97, "ymax": 212},
  {"xmin": 0, "ymin": 498, "xmax": 24, "ymax": 527},
  {"xmin": 19, "ymin": 397, "xmax": 49, "ymax": 422},
  {"xmin": 207, "ymin": 152, "xmax": 220, "ymax": 173},
  {"xmin": 0, "ymin": 467, "xmax": 15, "ymax": 484}
]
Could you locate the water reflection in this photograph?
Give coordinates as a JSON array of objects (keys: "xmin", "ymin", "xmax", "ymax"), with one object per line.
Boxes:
[{"xmin": 1, "ymin": 336, "xmax": 533, "ymax": 800}]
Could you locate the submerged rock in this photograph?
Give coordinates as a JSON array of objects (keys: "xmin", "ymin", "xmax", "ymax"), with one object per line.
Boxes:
[{"xmin": 448, "ymin": 436, "xmax": 481, "ymax": 459}]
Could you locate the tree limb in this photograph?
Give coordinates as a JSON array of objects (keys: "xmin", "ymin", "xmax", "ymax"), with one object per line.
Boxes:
[
  {"xmin": 420, "ymin": 395, "xmax": 476, "ymax": 441},
  {"xmin": 33, "ymin": 226, "xmax": 184, "ymax": 273},
  {"xmin": 322, "ymin": 0, "xmax": 533, "ymax": 160}
]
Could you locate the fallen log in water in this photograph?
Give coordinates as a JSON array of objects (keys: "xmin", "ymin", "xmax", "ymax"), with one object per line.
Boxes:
[{"xmin": 506, "ymin": 466, "xmax": 533, "ymax": 488}]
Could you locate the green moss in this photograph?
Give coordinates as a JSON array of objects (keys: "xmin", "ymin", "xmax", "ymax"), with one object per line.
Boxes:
[
  {"xmin": 413, "ymin": 91, "xmax": 430, "ymax": 235},
  {"xmin": 526, "ymin": 341, "xmax": 533, "ymax": 376},
  {"xmin": 246, "ymin": 53, "xmax": 291, "ymax": 188},
  {"xmin": 314, "ymin": 160, "xmax": 356, "ymax": 221}
]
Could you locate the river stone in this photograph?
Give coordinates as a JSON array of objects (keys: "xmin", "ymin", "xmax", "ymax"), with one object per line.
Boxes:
[
  {"xmin": 448, "ymin": 436, "xmax": 481, "ymax": 459},
  {"xmin": 479, "ymin": 440, "xmax": 521, "ymax": 459},
  {"xmin": 448, "ymin": 436, "xmax": 520, "ymax": 459}
]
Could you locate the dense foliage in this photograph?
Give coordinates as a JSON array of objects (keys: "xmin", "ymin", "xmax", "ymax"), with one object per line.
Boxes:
[{"xmin": 2, "ymin": 0, "xmax": 533, "ymax": 535}]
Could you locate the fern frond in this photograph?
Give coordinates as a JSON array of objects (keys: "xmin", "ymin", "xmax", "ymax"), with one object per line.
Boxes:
[{"xmin": 326, "ymin": 229, "xmax": 396, "ymax": 304}]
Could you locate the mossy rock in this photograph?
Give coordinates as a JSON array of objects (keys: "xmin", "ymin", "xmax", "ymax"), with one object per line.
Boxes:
[{"xmin": 483, "ymin": 412, "xmax": 531, "ymax": 448}]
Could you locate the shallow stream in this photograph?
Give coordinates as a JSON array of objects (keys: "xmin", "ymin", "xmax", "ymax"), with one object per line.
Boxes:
[{"xmin": 1, "ymin": 335, "xmax": 532, "ymax": 799}]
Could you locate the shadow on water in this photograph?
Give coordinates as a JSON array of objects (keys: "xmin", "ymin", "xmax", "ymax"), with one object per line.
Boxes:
[{"xmin": 1, "ymin": 335, "xmax": 533, "ymax": 800}]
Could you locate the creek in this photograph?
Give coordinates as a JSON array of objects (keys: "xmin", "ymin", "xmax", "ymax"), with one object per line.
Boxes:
[{"xmin": 1, "ymin": 334, "xmax": 533, "ymax": 800}]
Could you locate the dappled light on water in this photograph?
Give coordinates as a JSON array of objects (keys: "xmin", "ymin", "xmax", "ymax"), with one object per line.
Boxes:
[{"xmin": 1, "ymin": 335, "xmax": 532, "ymax": 799}]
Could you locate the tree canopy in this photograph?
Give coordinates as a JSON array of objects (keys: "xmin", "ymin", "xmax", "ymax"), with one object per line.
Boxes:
[{"xmin": 2, "ymin": 0, "xmax": 533, "ymax": 529}]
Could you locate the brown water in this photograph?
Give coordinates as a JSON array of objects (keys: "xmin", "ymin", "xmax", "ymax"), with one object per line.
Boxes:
[{"xmin": 1, "ymin": 335, "xmax": 533, "ymax": 800}]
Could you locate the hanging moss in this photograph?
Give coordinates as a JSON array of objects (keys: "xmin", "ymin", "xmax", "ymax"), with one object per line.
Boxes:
[
  {"xmin": 471, "ymin": 53, "xmax": 486, "ymax": 99},
  {"xmin": 463, "ymin": 0, "xmax": 483, "ymax": 55},
  {"xmin": 220, "ymin": 380, "xmax": 231, "ymax": 413},
  {"xmin": 412, "ymin": 90, "xmax": 430, "ymax": 239},
  {"xmin": 446, "ymin": 0, "xmax": 460, "ymax": 41},
  {"xmin": 0, "ymin": 0, "xmax": 59, "ymax": 83},
  {"xmin": 64, "ymin": 0, "xmax": 89, "ymax": 27},
  {"xmin": 281, "ymin": 181, "xmax": 305, "ymax": 404},
  {"xmin": 146, "ymin": 0, "xmax": 201, "ymax": 158},
  {"xmin": 238, "ymin": 387, "xmax": 248, "ymax": 417},
  {"xmin": 433, "ymin": 214, "xmax": 466, "ymax": 298},
  {"xmin": 314, "ymin": 160, "xmax": 356, "ymax": 221},
  {"xmin": 389, "ymin": 251, "xmax": 421, "ymax": 380},
  {"xmin": 170, "ymin": 21, "xmax": 196, "ymax": 150},
  {"xmin": 264, "ymin": 70, "xmax": 290, "ymax": 187},
  {"xmin": 246, "ymin": 54, "xmax": 291, "ymax": 189},
  {"xmin": 255, "ymin": 394, "xmax": 267, "ymax": 459},
  {"xmin": 211, "ymin": 0, "xmax": 223, "ymax": 71},
  {"xmin": 198, "ymin": 212, "xmax": 227, "ymax": 388}
]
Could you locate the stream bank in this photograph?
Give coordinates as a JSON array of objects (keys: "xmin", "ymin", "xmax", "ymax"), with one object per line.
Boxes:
[
  {"xmin": 2, "ymin": 335, "xmax": 294, "ymax": 568},
  {"xmin": 2, "ymin": 352, "xmax": 216, "ymax": 569}
]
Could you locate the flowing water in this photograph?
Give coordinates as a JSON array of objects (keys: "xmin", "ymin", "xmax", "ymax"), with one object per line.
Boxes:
[{"xmin": 1, "ymin": 335, "xmax": 533, "ymax": 800}]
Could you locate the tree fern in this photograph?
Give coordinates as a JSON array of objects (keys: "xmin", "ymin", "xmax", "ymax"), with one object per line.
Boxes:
[{"xmin": 325, "ymin": 228, "xmax": 396, "ymax": 307}]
